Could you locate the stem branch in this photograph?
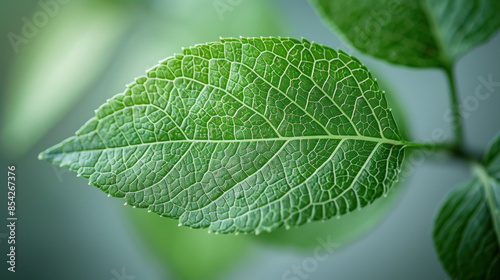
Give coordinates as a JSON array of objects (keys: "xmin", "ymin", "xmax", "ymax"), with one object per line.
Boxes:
[
  {"xmin": 444, "ymin": 65, "xmax": 464, "ymax": 154},
  {"xmin": 403, "ymin": 141, "xmax": 454, "ymax": 151}
]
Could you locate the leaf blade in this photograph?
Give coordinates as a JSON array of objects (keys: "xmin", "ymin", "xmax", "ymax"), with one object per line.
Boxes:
[
  {"xmin": 434, "ymin": 134, "xmax": 500, "ymax": 279},
  {"xmin": 484, "ymin": 132, "xmax": 500, "ymax": 178},
  {"xmin": 40, "ymin": 37, "xmax": 405, "ymax": 234},
  {"xmin": 433, "ymin": 177, "xmax": 500, "ymax": 279},
  {"xmin": 309, "ymin": 0, "xmax": 500, "ymax": 67}
]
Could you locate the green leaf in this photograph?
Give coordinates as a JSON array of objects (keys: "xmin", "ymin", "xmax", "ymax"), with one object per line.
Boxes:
[
  {"xmin": 433, "ymin": 177, "xmax": 500, "ymax": 279},
  {"xmin": 433, "ymin": 134, "xmax": 500, "ymax": 279},
  {"xmin": 257, "ymin": 73, "xmax": 409, "ymax": 249},
  {"xmin": 308, "ymin": 0, "xmax": 500, "ymax": 67},
  {"xmin": 484, "ymin": 133, "xmax": 500, "ymax": 178},
  {"xmin": 39, "ymin": 37, "xmax": 406, "ymax": 234},
  {"xmin": 257, "ymin": 182, "xmax": 403, "ymax": 249},
  {"xmin": 125, "ymin": 207, "xmax": 251, "ymax": 280}
]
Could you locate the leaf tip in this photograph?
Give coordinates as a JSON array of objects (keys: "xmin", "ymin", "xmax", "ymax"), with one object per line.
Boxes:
[
  {"xmin": 38, "ymin": 142, "xmax": 63, "ymax": 163},
  {"xmin": 37, "ymin": 151, "xmax": 46, "ymax": 161}
]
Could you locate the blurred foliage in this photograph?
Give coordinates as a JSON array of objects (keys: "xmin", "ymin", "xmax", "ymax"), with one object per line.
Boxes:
[
  {"xmin": 125, "ymin": 207, "xmax": 252, "ymax": 280},
  {"xmin": 1, "ymin": 0, "xmax": 134, "ymax": 157}
]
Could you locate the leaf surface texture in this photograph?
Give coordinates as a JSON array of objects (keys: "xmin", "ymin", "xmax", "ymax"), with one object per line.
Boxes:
[{"xmin": 40, "ymin": 37, "xmax": 404, "ymax": 234}]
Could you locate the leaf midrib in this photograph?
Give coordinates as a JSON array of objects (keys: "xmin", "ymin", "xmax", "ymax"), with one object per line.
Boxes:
[
  {"xmin": 44, "ymin": 134, "xmax": 404, "ymax": 156},
  {"xmin": 474, "ymin": 163, "xmax": 500, "ymax": 246},
  {"xmin": 420, "ymin": 0, "xmax": 452, "ymax": 66}
]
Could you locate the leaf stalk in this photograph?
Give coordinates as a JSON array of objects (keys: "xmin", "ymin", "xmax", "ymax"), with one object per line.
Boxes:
[{"xmin": 443, "ymin": 65, "xmax": 465, "ymax": 156}]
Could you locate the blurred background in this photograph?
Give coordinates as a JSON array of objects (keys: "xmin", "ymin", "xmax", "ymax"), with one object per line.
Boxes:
[{"xmin": 1, "ymin": 0, "xmax": 499, "ymax": 279}]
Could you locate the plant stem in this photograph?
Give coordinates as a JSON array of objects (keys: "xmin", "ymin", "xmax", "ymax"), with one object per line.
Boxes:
[
  {"xmin": 403, "ymin": 141, "xmax": 453, "ymax": 151},
  {"xmin": 444, "ymin": 65, "xmax": 464, "ymax": 154}
]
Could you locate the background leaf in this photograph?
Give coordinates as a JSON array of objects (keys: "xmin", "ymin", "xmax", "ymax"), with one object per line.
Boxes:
[
  {"xmin": 433, "ymin": 177, "xmax": 500, "ymax": 279},
  {"xmin": 427, "ymin": 0, "xmax": 500, "ymax": 61},
  {"xmin": 40, "ymin": 37, "xmax": 405, "ymax": 234},
  {"xmin": 125, "ymin": 207, "xmax": 252, "ymax": 280},
  {"xmin": 433, "ymin": 134, "xmax": 500, "ymax": 279},
  {"xmin": 484, "ymin": 133, "xmax": 500, "ymax": 177},
  {"xmin": 308, "ymin": 0, "xmax": 500, "ymax": 67}
]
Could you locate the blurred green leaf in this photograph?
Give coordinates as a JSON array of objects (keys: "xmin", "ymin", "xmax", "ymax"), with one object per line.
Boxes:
[
  {"xmin": 433, "ymin": 134, "xmax": 500, "ymax": 279},
  {"xmin": 309, "ymin": 0, "xmax": 500, "ymax": 67},
  {"xmin": 125, "ymin": 207, "xmax": 252, "ymax": 280},
  {"xmin": 433, "ymin": 177, "xmax": 500, "ymax": 279},
  {"xmin": 1, "ymin": 1, "xmax": 132, "ymax": 157},
  {"xmin": 484, "ymin": 133, "xmax": 500, "ymax": 178}
]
